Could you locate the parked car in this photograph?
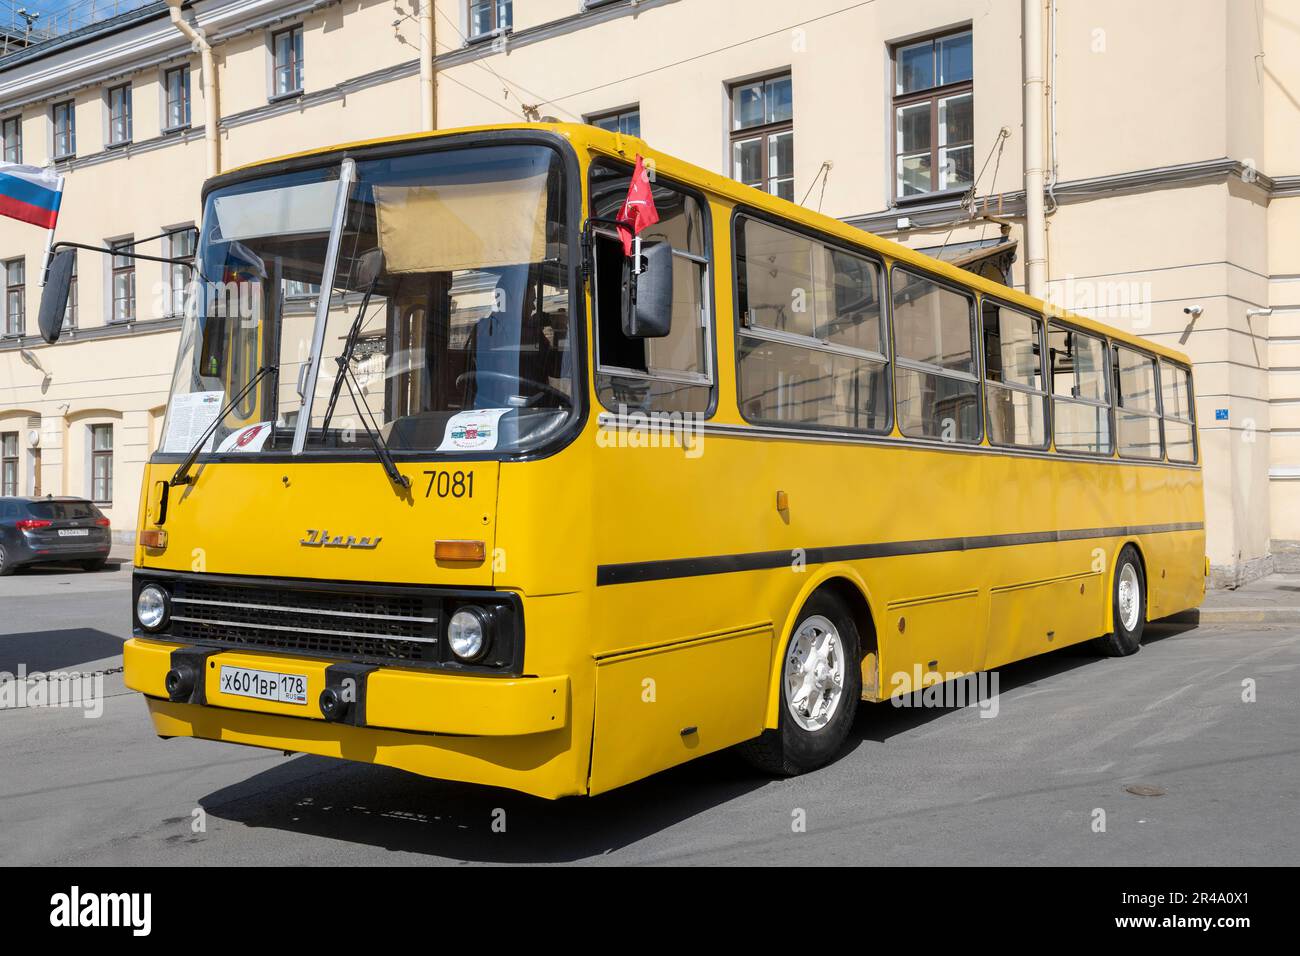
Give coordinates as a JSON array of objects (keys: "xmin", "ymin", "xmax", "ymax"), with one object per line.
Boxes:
[{"xmin": 0, "ymin": 496, "xmax": 112, "ymax": 575}]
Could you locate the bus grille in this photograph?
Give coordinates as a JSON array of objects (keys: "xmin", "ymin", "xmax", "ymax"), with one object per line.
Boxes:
[{"xmin": 166, "ymin": 578, "xmax": 440, "ymax": 664}]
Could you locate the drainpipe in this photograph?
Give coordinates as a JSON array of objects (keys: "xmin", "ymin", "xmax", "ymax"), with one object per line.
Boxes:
[
  {"xmin": 167, "ymin": 0, "xmax": 220, "ymax": 179},
  {"xmin": 1022, "ymin": 0, "xmax": 1047, "ymax": 298},
  {"xmin": 419, "ymin": 0, "xmax": 435, "ymax": 131}
]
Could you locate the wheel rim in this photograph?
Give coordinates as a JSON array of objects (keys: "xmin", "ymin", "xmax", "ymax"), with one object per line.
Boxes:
[
  {"xmin": 783, "ymin": 614, "xmax": 846, "ymax": 732},
  {"xmin": 1117, "ymin": 563, "xmax": 1141, "ymax": 632}
]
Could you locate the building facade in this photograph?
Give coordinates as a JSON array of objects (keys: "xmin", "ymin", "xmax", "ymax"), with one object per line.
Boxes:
[{"xmin": 0, "ymin": 0, "xmax": 1296, "ymax": 586}]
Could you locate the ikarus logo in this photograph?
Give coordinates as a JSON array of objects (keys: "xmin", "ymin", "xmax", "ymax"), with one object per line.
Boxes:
[{"xmin": 49, "ymin": 886, "xmax": 151, "ymax": 936}]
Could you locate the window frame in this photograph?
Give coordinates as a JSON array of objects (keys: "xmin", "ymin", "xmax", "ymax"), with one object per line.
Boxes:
[
  {"xmin": 63, "ymin": 252, "xmax": 78, "ymax": 331},
  {"xmin": 888, "ymin": 262, "xmax": 983, "ymax": 445},
  {"xmin": 90, "ymin": 424, "xmax": 113, "ymax": 505},
  {"xmin": 589, "ymin": 160, "xmax": 718, "ymax": 409},
  {"xmin": 4, "ymin": 257, "xmax": 25, "ymax": 338},
  {"xmin": 1112, "ymin": 342, "xmax": 1165, "ymax": 461},
  {"xmin": 731, "ymin": 205, "xmax": 894, "ymax": 436},
  {"xmin": 2, "ymin": 114, "xmax": 22, "ymax": 164},
  {"xmin": 0, "ymin": 431, "xmax": 17, "ymax": 496},
  {"xmin": 163, "ymin": 65, "xmax": 192, "ymax": 133},
  {"xmin": 162, "ymin": 226, "xmax": 196, "ymax": 317},
  {"xmin": 51, "ymin": 99, "xmax": 76, "ymax": 160},
  {"xmin": 106, "ymin": 83, "xmax": 133, "ymax": 148},
  {"xmin": 467, "ymin": 0, "xmax": 513, "ymax": 42},
  {"xmin": 890, "ymin": 27, "xmax": 974, "ymax": 203},
  {"xmin": 979, "ymin": 294, "xmax": 1050, "ymax": 451},
  {"xmin": 1046, "ymin": 319, "xmax": 1115, "ymax": 458},
  {"xmin": 109, "ymin": 237, "xmax": 136, "ymax": 324},
  {"xmin": 586, "ymin": 105, "xmax": 641, "ymax": 138},
  {"xmin": 1159, "ymin": 357, "xmax": 1198, "ymax": 465},
  {"xmin": 728, "ymin": 71, "xmax": 794, "ymax": 201},
  {"xmin": 271, "ymin": 24, "xmax": 305, "ymax": 99}
]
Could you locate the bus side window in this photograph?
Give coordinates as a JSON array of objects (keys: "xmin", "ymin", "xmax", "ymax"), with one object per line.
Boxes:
[
  {"xmin": 1114, "ymin": 344, "xmax": 1162, "ymax": 459},
  {"xmin": 1161, "ymin": 359, "xmax": 1197, "ymax": 463},
  {"xmin": 1048, "ymin": 325, "xmax": 1112, "ymax": 455},
  {"xmin": 589, "ymin": 159, "xmax": 713, "ymax": 415},
  {"xmin": 982, "ymin": 301, "xmax": 1047, "ymax": 448},
  {"xmin": 890, "ymin": 268, "xmax": 981, "ymax": 443},
  {"xmin": 734, "ymin": 216, "xmax": 889, "ymax": 432}
]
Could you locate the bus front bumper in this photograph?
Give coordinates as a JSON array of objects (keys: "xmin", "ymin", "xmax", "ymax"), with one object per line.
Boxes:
[{"xmin": 124, "ymin": 638, "xmax": 581, "ymax": 799}]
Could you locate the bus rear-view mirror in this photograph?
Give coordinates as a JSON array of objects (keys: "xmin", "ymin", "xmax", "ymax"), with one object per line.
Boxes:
[
  {"xmin": 621, "ymin": 240, "xmax": 673, "ymax": 338},
  {"xmin": 37, "ymin": 248, "xmax": 76, "ymax": 345}
]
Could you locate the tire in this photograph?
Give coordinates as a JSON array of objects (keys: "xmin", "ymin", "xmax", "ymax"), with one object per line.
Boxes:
[
  {"xmin": 80, "ymin": 558, "xmax": 107, "ymax": 572},
  {"xmin": 0, "ymin": 544, "xmax": 12, "ymax": 577},
  {"xmin": 741, "ymin": 590, "xmax": 863, "ymax": 776},
  {"xmin": 1092, "ymin": 544, "xmax": 1146, "ymax": 657}
]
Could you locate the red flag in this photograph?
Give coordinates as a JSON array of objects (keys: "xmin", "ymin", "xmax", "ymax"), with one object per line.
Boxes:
[{"xmin": 616, "ymin": 154, "xmax": 659, "ymax": 256}]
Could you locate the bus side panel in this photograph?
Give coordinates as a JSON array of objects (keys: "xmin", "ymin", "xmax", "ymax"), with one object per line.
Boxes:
[{"xmin": 588, "ymin": 625, "xmax": 773, "ymax": 794}]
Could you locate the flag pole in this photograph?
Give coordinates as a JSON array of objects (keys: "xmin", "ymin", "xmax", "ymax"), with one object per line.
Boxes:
[{"xmin": 37, "ymin": 173, "xmax": 65, "ymax": 289}]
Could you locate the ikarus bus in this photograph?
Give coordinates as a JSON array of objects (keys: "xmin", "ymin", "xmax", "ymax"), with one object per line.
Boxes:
[{"xmin": 35, "ymin": 124, "xmax": 1206, "ymax": 798}]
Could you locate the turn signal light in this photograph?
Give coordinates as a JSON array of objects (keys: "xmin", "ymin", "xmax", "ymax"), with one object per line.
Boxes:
[
  {"xmin": 139, "ymin": 529, "xmax": 169, "ymax": 550},
  {"xmin": 435, "ymin": 539, "xmax": 486, "ymax": 562},
  {"xmin": 15, "ymin": 519, "xmax": 52, "ymax": 531}
]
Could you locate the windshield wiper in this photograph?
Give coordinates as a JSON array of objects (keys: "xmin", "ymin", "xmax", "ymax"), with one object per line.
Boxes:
[
  {"xmin": 318, "ymin": 248, "xmax": 384, "ymax": 438},
  {"xmin": 171, "ymin": 366, "xmax": 278, "ymax": 487},
  {"xmin": 338, "ymin": 360, "xmax": 411, "ymax": 491}
]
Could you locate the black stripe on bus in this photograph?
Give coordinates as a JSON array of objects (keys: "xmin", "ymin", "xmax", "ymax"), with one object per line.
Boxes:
[{"xmin": 594, "ymin": 521, "xmax": 1204, "ymax": 587}]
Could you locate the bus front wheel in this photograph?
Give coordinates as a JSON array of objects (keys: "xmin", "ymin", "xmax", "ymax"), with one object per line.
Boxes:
[
  {"xmin": 741, "ymin": 591, "xmax": 862, "ymax": 776},
  {"xmin": 1093, "ymin": 544, "xmax": 1146, "ymax": 657}
]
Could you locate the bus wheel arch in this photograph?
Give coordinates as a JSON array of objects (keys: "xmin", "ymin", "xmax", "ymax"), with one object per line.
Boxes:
[{"xmin": 1093, "ymin": 542, "xmax": 1148, "ymax": 657}]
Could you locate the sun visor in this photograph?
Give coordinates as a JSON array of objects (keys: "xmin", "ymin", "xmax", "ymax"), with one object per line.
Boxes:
[
  {"xmin": 374, "ymin": 171, "xmax": 549, "ymax": 274},
  {"xmin": 213, "ymin": 180, "xmax": 342, "ymax": 241}
]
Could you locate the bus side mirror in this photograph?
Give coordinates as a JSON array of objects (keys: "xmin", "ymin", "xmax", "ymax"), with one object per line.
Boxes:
[
  {"xmin": 621, "ymin": 240, "xmax": 673, "ymax": 338},
  {"xmin": 37, "ymin": 248, "xmax": 76, "ymax": 344}
]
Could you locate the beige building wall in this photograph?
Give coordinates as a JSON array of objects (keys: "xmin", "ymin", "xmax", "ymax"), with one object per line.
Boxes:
[{"xmin": 0, "ymin": 0, "xmax": 1296, "ymax": 582}]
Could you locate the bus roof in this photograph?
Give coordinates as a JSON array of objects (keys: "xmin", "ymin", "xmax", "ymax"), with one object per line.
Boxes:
[{"xmin": 223, "ymin": 122, "xmax": 1191, "ymax": 366}]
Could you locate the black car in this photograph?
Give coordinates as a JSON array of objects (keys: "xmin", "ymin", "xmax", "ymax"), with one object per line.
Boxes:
[{"xmin": 0, "ymin": 496, "xmax": 113, "ymax": 575}]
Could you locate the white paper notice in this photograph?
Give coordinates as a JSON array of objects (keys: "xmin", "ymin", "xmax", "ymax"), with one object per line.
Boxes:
[
  {"xmin": 163, "ymin": 391, "xmax": 225, "ymax": 454},
  {"xmin": 436, "ymin": 408, "xmax": 511, "ymax": 452},
  {"xmin": 216, "ymin": 421, "xmax": 274, "ymax": 453}
]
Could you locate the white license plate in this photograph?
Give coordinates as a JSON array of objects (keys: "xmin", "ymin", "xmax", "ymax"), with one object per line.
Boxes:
[
  {"xmin": 57, "ymin": 529, "xmax": 89, "ymax": 537},
  {"xmin": 218, "ymin": 665, "xmax": 308, "ymax": 705}
]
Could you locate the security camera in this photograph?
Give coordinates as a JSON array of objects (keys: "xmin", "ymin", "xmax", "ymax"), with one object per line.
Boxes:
[{"xmin": 1183, "ymin": 305, "xmax": 1203, "ymax": 318}]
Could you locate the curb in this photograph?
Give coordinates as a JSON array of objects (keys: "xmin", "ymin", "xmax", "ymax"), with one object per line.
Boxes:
[{"xmin": 1166, "ymin": 607, "xmax": 1300, "ymax": 626}]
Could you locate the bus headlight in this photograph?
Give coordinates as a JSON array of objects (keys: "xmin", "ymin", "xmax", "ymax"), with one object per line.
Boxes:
[
  {"xmin": 448, "ymin": 606, "xmax": 490, "ymax": 662},
  {"xmin": 136, "ymin": 584, "xmax": 171, "ymax": 631}
]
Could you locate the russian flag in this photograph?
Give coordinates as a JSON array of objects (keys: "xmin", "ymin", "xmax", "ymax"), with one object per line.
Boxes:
[{"xmin": 0, "ymin": 161, "xmax": 63, "ymax": 230}]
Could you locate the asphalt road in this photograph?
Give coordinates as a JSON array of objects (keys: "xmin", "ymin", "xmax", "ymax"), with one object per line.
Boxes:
[{"xmin": 1, "ymin": 561, "xmax": 1297, "ymax": 866}]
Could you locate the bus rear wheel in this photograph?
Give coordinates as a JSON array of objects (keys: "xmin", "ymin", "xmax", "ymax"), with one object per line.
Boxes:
[
  {"xmin": 1093, "ymin": 544, "xmax": 1146, "ymax": 657},
  {"xmin": 741, "ymin": 591, "xmax": 862, "ymax": 777}
]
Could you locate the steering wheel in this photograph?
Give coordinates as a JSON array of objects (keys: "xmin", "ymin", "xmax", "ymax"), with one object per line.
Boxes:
[{"xmin": 454, "ymin": 370, "xmax": 571, "ymax": 407}]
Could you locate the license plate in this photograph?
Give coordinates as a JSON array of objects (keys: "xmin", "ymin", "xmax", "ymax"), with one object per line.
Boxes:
[
  {"xmin": 218, "ymin": 665, "xmax": 308, "ymax": 705},
  {"xmin": 57, "ymin": 529, "xmax": 89, "ymax": 537}
]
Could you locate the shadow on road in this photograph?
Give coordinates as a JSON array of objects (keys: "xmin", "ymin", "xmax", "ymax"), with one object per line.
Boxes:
[
  {"xmin": 0, "ymin": 628, "xmax": 124, "ymax": 673},
  {"xmin": 200, "ymin": 749, "xmax": 769, "ymax": 863}
]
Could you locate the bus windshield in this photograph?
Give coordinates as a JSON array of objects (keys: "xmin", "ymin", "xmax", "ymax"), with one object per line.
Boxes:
[{"xmin": 159, "ymin": 142, "xmax": 576, "ymax": 459}]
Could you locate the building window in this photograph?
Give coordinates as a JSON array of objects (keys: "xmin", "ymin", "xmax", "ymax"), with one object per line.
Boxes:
[
  {"xmin": 982, "ymin": 301, "xmax": 1047, "ymax": 448},
  {"xmin": 735, "ymin": 217, "xmax": 890, "ymax": 432},
  {"xmin": 164, "ymin": 227, "xmax": 195, "ymax": 316},
  {"xmin": 468, "ymin": 0, "xmax": 511, "ymax": 39},
  {"xmin": 91, "ymin": 425, "xmax": 113, "ymax": 504},
  {"xmin": 110, "ymin": 238, "xmax": 135, "ymax": 323},
  {"xmin": 892, "ymin": 28, "xmax": 973, "ymax": 200},
  {"xmin": 107, "ymin": 84, "xmax": 132, "ymax": 147},
  {"xmin": 2, "ymin": 115, "xmax": 21, "ymax": 163},
  {"xmin": 164, "ymin": 66, "xmax": 191, "ymax": 131},
  {"xmin": 1, "ymin": 432, "xmax": 17, "ymax": 496},
  {"xmin": 272, "ymin": 25, "xmax": 304, "ymax": 97},
  {"xmin": 588, "ymin": 107, "xmax": 640, "ymax": 137},
  {"xmin": 891, "ymin": 268, "xmax": 981, "ymax": 442},
  {"xmin": 63, "ymin": 253, "xmax": 77, "ymax": 330},
  {"xmin": 4, "ymin": 258, "xmax": 24, "ymax": 337},
  {"xmin": 1049, "ymin": 325, "xmax": 1112, "ymax": 455},
  {"xmin": 730, "ymin": 73, "xmax": 793, "ymax": 201},
  {"xmin": 52, "ymin": 100, "xmax": 76, "ymax": 159}
]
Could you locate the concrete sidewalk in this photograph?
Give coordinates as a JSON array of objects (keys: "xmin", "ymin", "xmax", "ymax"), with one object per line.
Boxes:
[{"xmin": 1171, "ymin": 573, "xmax": 1300, "ymax": 625}]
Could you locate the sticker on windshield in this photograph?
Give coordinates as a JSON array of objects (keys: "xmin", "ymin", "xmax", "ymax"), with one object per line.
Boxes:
[
  {"xmin": 217, "ymin": 421, "xmax": 274, "ymax": 453},
  {"xmin": 162, "ymin": 391, "xmax": 225, "ymax": 454},
  {"xmin": 437, "ymin": 409, "xmax": 511, "ymax": 452}
]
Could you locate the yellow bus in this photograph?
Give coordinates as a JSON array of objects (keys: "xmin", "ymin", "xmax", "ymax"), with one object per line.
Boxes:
[{"xmin": 41, "ymin": 123, "xmax": 1205, "ymax": 798}]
